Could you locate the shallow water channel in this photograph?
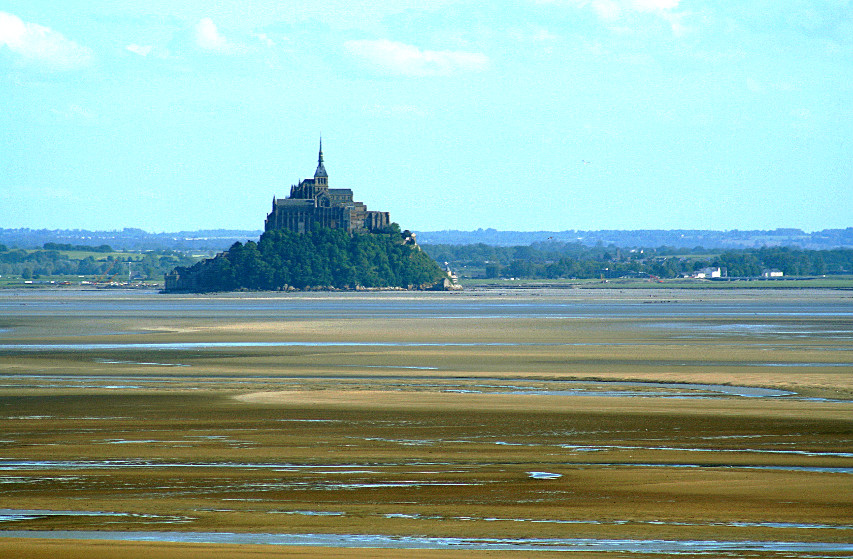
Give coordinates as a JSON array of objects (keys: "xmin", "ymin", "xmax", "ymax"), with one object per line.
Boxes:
[
  {"xmin": 0, "ymin": 367, "xmax": 797, "ymax": 398},
  {"xmin": 2, "ymin": 530, "xmax": 853, "ymax": 555}
]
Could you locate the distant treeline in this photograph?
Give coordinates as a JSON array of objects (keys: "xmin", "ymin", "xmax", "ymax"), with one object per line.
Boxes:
[
  {"xmin": 166, "ymin": 226, "xmax": 448, "ymax": 292},
  {"xmin": 0, "ymin": 228, "xmax": 262, "ymax": 252},
  {"xmin": 42, "ymin": 242, "xmax": 113, "ymax": 252},
  {"xmin": 421, "ymin": 243, "xmax": 853, "ymax": 279},
  {"xmin": 0, "ymin": 245, "xmax": 196, "ymax": 281},
  {"xmin": 416, "ymin": 227, "xmax": 853, "ymax": 249},
  {"xmin": 5, "ymin": 227, "xmax": 853, "ymax": 252}
]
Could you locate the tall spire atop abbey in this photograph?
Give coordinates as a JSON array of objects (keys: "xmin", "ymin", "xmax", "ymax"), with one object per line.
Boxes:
[
  {"xmin": 265, "ymin": 140, "xmax": 389, "ymax": 234},
  {"xmin": 315, "ymin": 136, "xmax": 327, "ymax": 180}
]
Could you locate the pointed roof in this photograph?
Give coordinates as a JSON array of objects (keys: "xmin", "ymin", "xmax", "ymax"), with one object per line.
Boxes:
[{"xmin": 314, "ymin": 137, "xmax": 328, "ymax": 179}]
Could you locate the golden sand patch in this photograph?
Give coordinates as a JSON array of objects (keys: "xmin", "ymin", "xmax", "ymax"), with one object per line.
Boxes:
[{"xmin": 235, "ymin": 389, "xmax": 853, "ymax": 420}]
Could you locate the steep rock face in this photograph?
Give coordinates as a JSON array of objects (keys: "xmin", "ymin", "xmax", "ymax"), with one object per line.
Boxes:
[{"xmin": 165, "ymin": 225, "xmax": 449, "ymax": 293}]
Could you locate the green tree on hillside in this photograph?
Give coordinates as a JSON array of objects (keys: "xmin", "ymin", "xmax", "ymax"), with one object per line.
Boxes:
[{"xmin": 167, "ymin": 225, "xmax": 447, "ymax": 292}]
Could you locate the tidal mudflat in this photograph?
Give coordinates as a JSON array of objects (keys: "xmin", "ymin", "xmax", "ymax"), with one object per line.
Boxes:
[{"xmin": 0, "ymin": 287, "xmax": 851, "ymax": 558}]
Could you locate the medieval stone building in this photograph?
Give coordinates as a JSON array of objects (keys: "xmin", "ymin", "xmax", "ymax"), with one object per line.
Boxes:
[{"xmin": 264, "ymin": 140, "xmax": 390, "ymax": 234}]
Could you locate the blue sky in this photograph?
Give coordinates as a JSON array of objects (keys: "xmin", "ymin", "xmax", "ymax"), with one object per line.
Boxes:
[{"xmin": 1, "ymin": 1, "xmax": 851, "ymax": 232}]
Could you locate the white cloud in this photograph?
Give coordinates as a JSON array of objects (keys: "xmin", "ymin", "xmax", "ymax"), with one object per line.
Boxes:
[
  {"xmin": 746, "ymin": 76, "xmax": 797, "ymax": 95},
  {"xmin": 589, "ymin": 0, "xmax": 622, "ymax": 20},
  {"xmin": 588, "ymin": 0, "xmax": 682, "ymax": 19},
  {"xmin": 629, "ymin": 0, "xmax": 680, "ymax": 12},
  {"xmin": 253, "ymin": 32, "xmax": 274, "ymax": 47},
  {"xmin": 509, "ymin": 25, "xmax": 559, "ymax": 43},
  {"xmin": 746, "ymin": 77, "xmax": 763, "ymax": 93},
  {"xmin": 365, "ymin": 103, "xmax": 428, "ymax": 118},
  {"xmin": 541, "ymin": 0, "xmax": 681, "ymax": 15},
  {"xmin": 0, "ymin": 11, "xmax": 92, "ymax": 70},
  {"xmin": 126, "ymin": 43, "xmax": 153, "ymax": 57},
  {"xmin": 345, "ymin": 39, "xmax": 489, "ymax": 77},
  {"xmin": 194, "ymin": 17, "xmax": 243, "ymax": 53},
  {"xmin": 531, "ymin": 28, "xmax": 559, "ymax": 41},
  {"xmin": 539, "ymin": 0, "xmax": 685, "ymax": 31},
  {"xmin": 50, "ymin": 103, "xmax": 95, "ymax": 121},
  {"xmin": 661, "ymin": 11, "xmax": 688, "ymax": 36}
]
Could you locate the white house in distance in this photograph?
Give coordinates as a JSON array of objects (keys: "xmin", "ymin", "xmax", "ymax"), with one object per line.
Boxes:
[
  {"xmin": 762, "ymin": 269, "xmax": 784, "ymax": 278},
  {"xmin": 691, "ymin": 267, "xmax": 725, "ymax": 279}
]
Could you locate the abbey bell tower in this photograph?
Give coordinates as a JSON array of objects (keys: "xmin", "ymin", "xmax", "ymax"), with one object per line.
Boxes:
[
  {"xmin": 265, "ymin": 139, "xmax": 390, "ymax": 234},
  {"xmin": 314, "ymin": 138, "xmax": 328, "ymax": 190}
]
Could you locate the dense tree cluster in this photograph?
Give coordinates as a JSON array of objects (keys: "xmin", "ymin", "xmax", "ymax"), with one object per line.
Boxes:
[
  {"xmin": 422, "ymin": 242, "xmax": 853, "ymax": 279},
  {"xmin": 167, "ymin": 225, "xmax": 447, "ymax": 292}
]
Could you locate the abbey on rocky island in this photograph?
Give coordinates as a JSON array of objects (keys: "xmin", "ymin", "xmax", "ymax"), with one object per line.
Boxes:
[
  {"xmin": 264, "ymin": 140, "xmax": 390, "ymax": 234},
  {"xmin": 163, "ymin": 140, "xmax": 459, "ymax": 293}
]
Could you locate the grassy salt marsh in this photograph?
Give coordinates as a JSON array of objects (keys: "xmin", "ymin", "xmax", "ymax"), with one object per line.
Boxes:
[{"xmin": 0, "ymin": 288, "xmax": 851, "ymax": 558}]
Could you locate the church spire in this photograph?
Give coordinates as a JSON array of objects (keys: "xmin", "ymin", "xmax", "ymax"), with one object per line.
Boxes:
[{"xmin": 315, "ymin": 136, "xmax": 328, "ymax": 180}]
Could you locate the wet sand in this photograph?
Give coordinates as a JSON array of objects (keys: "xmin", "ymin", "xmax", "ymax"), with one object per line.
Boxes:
[
  {"xmin": 16, "ymin": 537, "xmax": 806, "ymax": 559},
  {"xmin": 0, "ymin": 538, "xmax": 586, "ymax": 559},
  {"xmin": 0, "ymin": 288, "xmax": 851, "ymax": 557}
]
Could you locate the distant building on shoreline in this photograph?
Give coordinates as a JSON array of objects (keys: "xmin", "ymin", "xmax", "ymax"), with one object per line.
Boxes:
[
  {"xmin": 264, "ymin": 140, "xmax": 390, "ymax": 234},
  {"xmin": 691, "ymin": 266, "xmax": 726, "ymax": 279}
]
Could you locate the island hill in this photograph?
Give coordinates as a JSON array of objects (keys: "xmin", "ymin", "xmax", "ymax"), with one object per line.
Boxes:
[{"xmin": 164, "ymin": 141, "xmax": 451, "ymax": 292}]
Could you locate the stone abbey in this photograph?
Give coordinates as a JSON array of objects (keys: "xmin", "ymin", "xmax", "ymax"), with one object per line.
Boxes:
[{"xmin": 264, "ymin": 140, "xmax": 390, "ymax": 234}]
